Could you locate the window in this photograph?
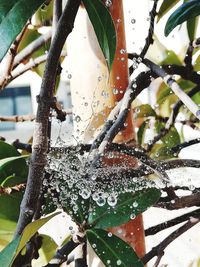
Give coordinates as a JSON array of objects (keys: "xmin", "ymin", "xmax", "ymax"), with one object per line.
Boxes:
[{"xmin": 0, "ymin": 86, "xmax": 32, "ymax": 131}]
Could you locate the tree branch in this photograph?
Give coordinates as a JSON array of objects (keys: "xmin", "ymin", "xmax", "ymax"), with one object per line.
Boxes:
[
  {"xmin": 140, "ymin": 0, "xmax": 158, "ymax": 58},
  {"xmin": 145, "ymin": 208, "xmax": 200, "ymax": 236},
  {"xmin": 142, "ymin": 217, "xmax": 200, "ymax": 265},
  {"xmin": 146, "ymin": 84, "xmax": 200, "ymax": 151},
  {"xmin": 14, "ymin": 0, "xmax": 81, "ymax": 237},
  {"xmin": 13, "ymin": 31, "xmax": 52, "ymax": 68},
  {"xmin": 0, "ymin": 22, "xmax": 29, "ymax": 89}
]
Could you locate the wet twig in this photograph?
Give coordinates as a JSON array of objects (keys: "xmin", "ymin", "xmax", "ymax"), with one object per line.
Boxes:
[
  {"xmin": 142, "ymin": 217, "xmax": 200, "ymax": 266},
  {"xmin": 145, "ymin": 208, "xmax": 200, "ymax": 236}
]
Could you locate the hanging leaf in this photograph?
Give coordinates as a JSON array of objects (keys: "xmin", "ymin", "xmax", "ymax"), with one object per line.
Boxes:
[
  {"xmin": 165, "ymin": 0, "xmax": 200, "ymax": 36},
  {"xmin": 186, "ymin": 17, "xmax": 199, "ymax": 41},
  {"xmin": 155, "ymin": 122, "xmax": 181, "ymax": 148},
  {"xmin": 0, "ymin": 141, "xmax": 28, "ymax": 185},
  {"xmin": 137, "ymin": 121, "xmax": 148, "ymax": 146},
  {"xmin": 0, "ymin": 212, "xmax": 60, "ymax": 267},
  {"xmin": 32, "ymin": 234, "xmax": 58, "ymax": 266},
  {"xmin": 86, "ymin": 228, "xmax": 144, "ymax": 267},
  {"xmin": 157, "ymin": 0, "xmax": 181, "ymax": 22},
  {"xmin": 88, "ymin": 188, "xmax": 161, "ymax": 229},
  {"xmin": 0, "ymin": 192, "xmax": 23, "ymax": 221},
  {"xmin": 0, "ymin": 0, "xmax": 47, "ymax": 61},
  {"xmin": 82, "ymin": 0, "xmax": 116, "ymax": 70}
]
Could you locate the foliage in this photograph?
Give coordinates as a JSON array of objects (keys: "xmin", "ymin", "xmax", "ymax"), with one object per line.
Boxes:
[{"xmin": 0, "ymin": 0, "xmax": 199, "ymax": 266}]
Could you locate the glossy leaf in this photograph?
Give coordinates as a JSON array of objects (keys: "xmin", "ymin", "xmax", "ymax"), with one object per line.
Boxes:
[
  {"xmin": 82, "ymin": 0, "xmax": 116, "ymax": 70},
  {"xmin": 137, "ymin": 121, "xmax": 148, "ymax": 146},
  {"xmin": 0, "ymin": 0, "xmax": 46, "ymax": 61},
  {"xmin": 157, "ymin": 0, "xmax": 180, "ymax": 22},
  {"xmin": 0, "ymin": 212, "xmax": 60, "ymax": 266},
  {"xmin": 187, "ymin": 17, "xmax": 199, "ymax": 41},
  {"xmin": 0, "ymin": 192, "xmax": 23, "ymax": 221},
  {"xmin": 0, "ymin": 219, "xmax": 16, "ymax": 250},
  {"xmin": 0, "ymin": 155, "xmax": 28, "ymax": 172},
  {"xmin": 32, "ymin": 234, "xmax": 57, "ymax": 266},
  {"xmin": 0, "ymin": 141, "xmax": 28, "ymax": 184},
  {"xmin": 165, "ymin": 0, "xmax": 200, "ymax": 36},
  {"xmin": 150, "ymin": 144, "xmax": 175, "ymax": 160},
  {"xmin": 135, "ymin": 104, "xmax": 156, "ymax": 118},
  {"xmin": 88, "ymin": 188, "xmax": 161, "ymax": 229},
  {"xmin": 155, "ymin": 122, "xmax": 181, "ymax": 148},
  {"xmin": 86, "ymin": 228, "xmax": 144, "ymax": 267}
]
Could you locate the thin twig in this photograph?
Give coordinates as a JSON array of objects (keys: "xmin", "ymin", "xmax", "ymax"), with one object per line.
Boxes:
[
  {"xmin": 140, "ymin": 0, "xmax": 158, "ymax": 58},
  {"xmin": 0, "ymin": 184, "xmax": 26, "ymax": 195},
  {"xmin": 14, "ymin": 0, "xmax": 81, "ymax": 237},
  {"xmin": 44, "ymin": 239, "xmax": 81, "ymax": 266},
  {"xmin": 0, "ymin": 22, "xmax": 29, "ymax": 89},
  {"xmin": 145, "ymin": 208, "xmax": 200, "ymax": 236},
  {"xmin": 142, "ymin": 217, "xmax": 200, "ymax": 265},
  {"xmin": 0, "ymin": 108, "xmax": 72, "ymax": 123},
  {"xmin": 156, "ymin": 192, "xmax": 200, "ymax": 210},
  {"xmin": 144, "ymin": 58, "xmax": 200, "ymax": 119},
  {"xmin": 146, "ymin": 84, "xmax": 200, "ymax": 152},
  {"xmin": 171, "ymin": 138, "xmax": 200, "ymax": 155},
  {"xmin": 13, "ymin": 31, "xmax": 52, "ymax": 68}
]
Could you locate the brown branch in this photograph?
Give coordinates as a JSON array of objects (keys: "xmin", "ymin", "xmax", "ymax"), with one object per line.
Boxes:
[
  {"xmin": 140, "ymin": 0, "xmax": 158, "ymax": 58},
  {"xmin": 146, "ymin": 85, "xmax": 200, "ymax": 151},
  {"xmin": 14, "ymin": 0, "xmax": 81, "ymax": 237},
  {"xmin": 0, "ymin": 22, "xmax": 29, "ymax": 89},
  {"xmin": 142, "ymin": 217, "xmax": 200, "ymax": 265},
  {"xmin": 0, "ymin": 183, "xmax": 26, "ymax": 195},
  {"xmin": 13, "ymin": 31, "xmax": 52, "ymax": 68},
  {"xmin": 0, "ymin": 108, "xmax": 72, "ymax": 123},
  {"xmin": 145, "ymin": 208, "xmax": 200, "ymax": 236},
  {"xmin": 156, "ymin": 192, "xmax": 200, "ymax": 210}
]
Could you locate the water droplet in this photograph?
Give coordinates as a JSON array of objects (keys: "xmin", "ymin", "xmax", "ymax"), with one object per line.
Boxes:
[
  {"xmin": 108, "ymin": 232, "xmax": 112, "ymax": 237},
  {"xmin": 92, "ymin": 243, "xmax": 96, "ymax": 248},
  {"xmin": 96, "ymin": 196, "xmax": 106, "ymax": 206},
  {"xmin": 120, "ymin": 49, "xmax": 126, "ymax": 54},
  {"xmin": 113, "ymin": 88, "xmax": 119, "ymax": 95},
  {"xmin": 117, "ymin": 260, "xmax": 122, "ymax": 265},
  {"xmin": 107, "ymin": 195, "xmax": 117, "ymax": 206},
  {"xmin": 68, "ymin": 74, "xmax": 72, "ymax": 79},
  {"xmin": 75, "ymin": 115, "xmax": 81, "ymax": 122},
  {"xmin": 131, "ymin": 18, "xmax": 136, "ymax": 24},
  {"xmin": 105, "ymin": 0, "xmax": 112, "ymax": 7},
  {"xmin": 130, "ymin": 214, "xmax": 136, "ymax": 220},
  {"xmin": 133, "ymin": 201, "xmax": 138, "ymax": 208}
]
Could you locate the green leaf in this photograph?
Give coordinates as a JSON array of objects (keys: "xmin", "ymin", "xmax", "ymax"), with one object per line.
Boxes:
[
  {"xmin": 165, "ymin": 0, "xmax": 200, "ymax": 36},
  {"xmin": 137, "ymin": 121, "xmax": 148, "ymax": 146},
  {"xmin": 155, "ymin": 122, "xmax": 181, "ymax": 148},
  {"xmin": 0, "ymin": 212, "xmax": 60, "ymax": 266},
  {"xmin": 160, "ymin": 50, "xmax": 182, "ymax": 65},
  {"xmin": 88, "ymin": 188, "xmax": 161, "ymax": 229},
  {"xmin": 0, "ymin": 141, "xmax": 28, "ymax": 184},
  {"xmin": 157, "ymin": 0, "xmax": 181, "ymax": 22},
  {"xmin": 86, "ymin": 228, "xmax": 144, "ymax": 267},
  {"xmin": 0, "ymin": 155, "xmax": 28, "ymax": 173},
  {"xmin": 150, "ymin": 144, "xmax": 175, "ymax": 160},
  {"xmin": 0, "ymin": 192, "xmax": 23, "ymax": 221},
  {"xmin": 0, "ymin": 0, "xmax": 46, "ymax": 61},
  {"xmin": 186, "ymin": 16, "xmax": 199, "ymax": 41},
  {"xmin": 32, "ymin": 234, "xmax": 57, "ymax": 266},
  {"xmin": 0, "ymin": 219, "xmax": 16, "ymax": 250},
  {"xmin": 82, "ymin": 0, "xmax": 116, "ymax": 70},
  {"xmin": 135, "ymin": 104, "xmax": 156, "ymax": 118}
]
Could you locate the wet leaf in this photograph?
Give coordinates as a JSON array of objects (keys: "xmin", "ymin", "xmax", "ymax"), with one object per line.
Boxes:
[
  {"xmin": 0, "ymin": 141, "xmax": 28, "ymax": 184},
  {"xmin": 160, "ymin": 50, "xmax": 182, "ymax": 65},
  {"xmin": 135, "ymin": 104, "xmax": 156, "ymax": 118},
  {"xmin": 86, "ymin": 228, "xmax": 144, "ymax": 267},
  {"xmin": 0, "ymin": 0, "xmax": 46, "ymax": 60},
  {"xmin": 82, "ymin": 0, "xmax": 116, "ymax": 70},
  {"xmin": 165, "ymin": 0, "xmax": 200, "ymax": 36},
  {"xmin": 0, "ymin": 212, "xmax": 60, "ymax": 267},
  {"xmin": 88, "ymin": 188, "xmax": 161, "ymax": 229},
  {"xmin": 155, "ymin": 122, "xmax": 181, "ymax": 148},
  {"xmin": 157, "ymin": 0, "xmax": 181, "ymax": 22},
  {"xmin": 32, "ymin": 234, "xmax": 58, "ymax": 266},
  {"xmin": 137, "ymin": 121, "xmax": 148, "ymax": 146}
]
